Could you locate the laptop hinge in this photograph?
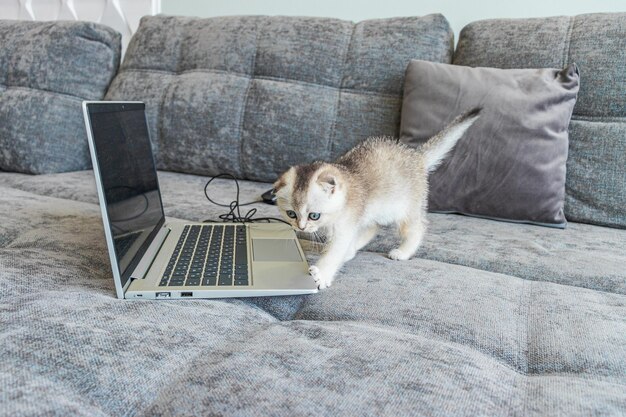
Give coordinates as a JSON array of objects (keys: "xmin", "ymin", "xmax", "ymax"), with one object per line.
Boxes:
[{"xmin": 130, "ymin": 226, "xmax": 170, "ymax": 280}]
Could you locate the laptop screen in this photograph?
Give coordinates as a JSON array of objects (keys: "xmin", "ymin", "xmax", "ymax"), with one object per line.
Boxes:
[{"xmin": 85, "ymin": 102, "xmax": 165, "ymax": 288}]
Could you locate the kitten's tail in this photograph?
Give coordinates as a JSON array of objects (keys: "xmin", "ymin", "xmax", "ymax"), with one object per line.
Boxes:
[{"xmin": 421, "ymin": 107, "xmax": 482, "ymax": 172}]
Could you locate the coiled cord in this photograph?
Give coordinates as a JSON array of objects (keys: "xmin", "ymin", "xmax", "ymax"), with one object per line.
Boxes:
[{"xmin": 202, "ymin": 173, "xmax": 290, "ymax": 225}]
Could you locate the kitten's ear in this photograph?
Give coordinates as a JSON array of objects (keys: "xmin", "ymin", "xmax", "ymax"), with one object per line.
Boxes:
[
  {"xmin": 273, "ymin": 167, "xmax": 293, "ymax": 193},
  {"xmin": 273, "ymin": 177, "xmax": 286, "ymax": 193},
  {"xmin": 317, "ymin": 171, "xmax": 337, "ymax": 194}
]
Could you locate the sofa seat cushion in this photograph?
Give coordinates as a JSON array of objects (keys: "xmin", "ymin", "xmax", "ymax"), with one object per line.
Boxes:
[
  {"xmin": 368, "ymin": 215, "xmax": 626, "ymax": 295},
  {"xmin": 138, "ymin": 318, "xmax": 626, "ymax": 417},
  {"xmin": 104, "ymin": 15, "xmax": 453, "ymax": 182},
  {"xmin": 1, "ymin": 185, "xmax": 624, "ymax": 416},
  {"xmin": 1, "ymin": 171, "xmax": 624, "ymax": 296},
  {"xmin": 0, "ymin": 170, "xmax": 277, "ymax": 221}
]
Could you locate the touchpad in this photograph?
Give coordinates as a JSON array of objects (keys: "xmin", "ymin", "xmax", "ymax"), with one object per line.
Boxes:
[{"xmin": 252, "ymin": 239, "xmax": 303, "ymax": 262}]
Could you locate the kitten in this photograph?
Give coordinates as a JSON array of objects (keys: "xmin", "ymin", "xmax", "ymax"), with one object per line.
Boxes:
[{"xmin": 273, "ymin": 108, "xmax": 481, "ymax": 289}]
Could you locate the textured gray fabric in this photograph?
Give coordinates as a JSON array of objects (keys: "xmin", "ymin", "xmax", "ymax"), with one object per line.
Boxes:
[
  {"xmin": 104, "ymin": 15, "xmax": 453, "ymax": 182},
  {"xmin": 1, "ymin": 170, "xmax": 624, "ymax": 296},
  {"xmin": 0, "ymin": 183, "xmax": 625, "ymax": 416},
  {"xmin": 2, "ymin": 12, "xmax": 626, "ymax": 416},
  {"xmin": 0, "ymin": 20, "xmax": 121, "ymax": 174},
  {"xmin": 400, "ymin": 60, "xmax": 579, "ymax": 227},
  {"xmin": 453, "ymin": 13, "xmax": 626, "ymax": 228},
  {"xmin": 566, "ymin": 119, "xmax": 626, "ymax": 228}
]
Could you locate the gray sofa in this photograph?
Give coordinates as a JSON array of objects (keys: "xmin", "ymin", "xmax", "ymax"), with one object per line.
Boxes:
[{"xmin": 1, "ymin": 13, "xmax": 625, "ymax": 417}]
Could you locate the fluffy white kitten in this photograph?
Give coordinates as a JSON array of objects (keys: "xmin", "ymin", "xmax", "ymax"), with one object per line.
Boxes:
[{"xmin": 273, "ymin": 108, "xmax": 481, "ymax": 289}]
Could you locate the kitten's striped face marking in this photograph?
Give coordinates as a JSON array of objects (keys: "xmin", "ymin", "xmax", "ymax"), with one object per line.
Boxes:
[{"xmin": 273, "ymin": 164, "xmax": 344, "ymax": 234}]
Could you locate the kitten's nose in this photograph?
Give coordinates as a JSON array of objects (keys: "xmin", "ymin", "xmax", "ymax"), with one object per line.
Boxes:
[{"xmin": 297, "ymin": 221, "xmax": 306, "ymax": 230}]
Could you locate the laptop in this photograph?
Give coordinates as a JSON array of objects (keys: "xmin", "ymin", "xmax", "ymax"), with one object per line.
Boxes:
[{"xmin": 82, "ymin": 101, "xmax": 318, "ymax": 299}]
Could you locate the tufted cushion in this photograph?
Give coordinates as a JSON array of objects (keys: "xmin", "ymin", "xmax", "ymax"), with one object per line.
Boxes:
[
  {"xmin": 0, "ymin": 172, "xmax": 625, "ymax": 416},
  {"xmin": 453, "ymin": 13, "xmax": 626, "ymax": 229},
  {"xmin": 0, "ymin": 20, "xmax": 121, "ymax": 174},
  {"xmin": 105, "ymin": 15, "xmax": 453, "ymax": 182}
]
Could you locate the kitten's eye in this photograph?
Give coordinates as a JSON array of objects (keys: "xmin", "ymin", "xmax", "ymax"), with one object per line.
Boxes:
[
  {"xmin": 286, "ymin": 210, "xmax": 297, "ymax": 219},
  {"xmin": 308, "ymin": 212, "xmax": 321, "ymax": 221}
]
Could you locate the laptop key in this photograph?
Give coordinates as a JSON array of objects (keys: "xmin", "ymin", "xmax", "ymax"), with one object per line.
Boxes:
[
  {"xmin": 202, "ymin": 277, "xmax": 217, "ymax": 286},
  {"xmin": 235, "ymin": 246, "xmax": 247, "ymax": 265},
  {"xmin": 234, "ymin": 280, "xmax": 249, "ymax": 286},
  {"xmin": 218, "ymin": 274, "xmax": 233, "ymax": 286}
]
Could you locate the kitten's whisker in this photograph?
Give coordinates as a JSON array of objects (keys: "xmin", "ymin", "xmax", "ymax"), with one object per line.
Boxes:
[
  {"xmin": 308, "ymin": 232, "xmax": 319, "ymax": 254},
  {"xmin": 309, "ymin": 232, "xmax": 318, "ymax": 254},
  {"xmin": 312, "ymin": 231, "xmax": 325, "ymax": 254}
]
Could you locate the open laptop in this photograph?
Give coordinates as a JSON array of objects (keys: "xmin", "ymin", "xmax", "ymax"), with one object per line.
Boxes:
[{"xmin": 82, "ymin": 101, "xmax": 318, "ymax": 299}]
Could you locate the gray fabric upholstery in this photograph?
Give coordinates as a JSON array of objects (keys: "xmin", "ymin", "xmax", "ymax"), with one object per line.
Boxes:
[
  {"xmin": 104, "ymin": 15, "xmax": 453, "ymax": 182},
  {"xmin": 1, "ymin": 170, "xmax": 624, "ymax": 296},
  {"xmin": 2, "ymin": 12, "xmax": 626, "ymax": 417},
  {"xmin": 0, "ymin": 20, "xmax": 121, "ymax": 174},
  {"xmin": 400, "ymin": 60, "xmax": 579, "ymax": 227},
  {"xmin": 453, "ymin": 12, "xmax": 626, "ymax": 229},
  {"xmin": 0, "ymin": 176, "xmax": 625, "ymax": 416}
]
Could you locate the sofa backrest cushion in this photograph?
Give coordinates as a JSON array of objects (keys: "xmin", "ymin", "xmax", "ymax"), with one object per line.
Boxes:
[
  {"xmin": 454, "ymin": 12, "xmax": 626, "ymax": 229},
  {"xmin": 105, "ymin": 14, "xmax": 453, "ymax": 182},
  {"xmin": 0, "ymin": 20, "xmax": 121, "ymax": 174}
]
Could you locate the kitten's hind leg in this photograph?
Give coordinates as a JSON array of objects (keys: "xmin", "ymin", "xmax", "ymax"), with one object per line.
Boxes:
[{"xmin": 389, "ymin": 215, "xmax": 426, "ymax": 261}]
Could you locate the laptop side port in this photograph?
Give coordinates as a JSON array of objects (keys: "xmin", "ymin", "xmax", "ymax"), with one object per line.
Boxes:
[
  {"xmin": 156, "ymin": 292, "xmax": 171, "ymax": 299},
  {"xmin": 180, "ymin": 292, "xmax": 193, "ymax": 297}
]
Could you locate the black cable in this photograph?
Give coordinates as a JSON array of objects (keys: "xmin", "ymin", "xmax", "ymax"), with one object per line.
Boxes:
[{"xmin": 203, "ymin": 173, "xmax": 290, "ymax": 225}]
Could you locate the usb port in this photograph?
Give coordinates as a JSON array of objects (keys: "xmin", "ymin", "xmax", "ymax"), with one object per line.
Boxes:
[
  {"xmin": 180, "ymin": 292, "xmax": 193, "ymax": 297},
  {"xmin": 156, "ymin": 292, "xmax": 171, "ymax": 299}
]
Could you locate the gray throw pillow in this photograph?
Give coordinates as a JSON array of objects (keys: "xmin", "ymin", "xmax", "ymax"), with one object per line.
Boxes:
[{"xmin": 400, "ymin": 60, "xmax": 579, "ymax": 228}]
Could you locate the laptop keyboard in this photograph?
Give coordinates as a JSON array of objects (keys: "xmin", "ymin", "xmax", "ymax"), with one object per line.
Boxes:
[{"xmin": 159, "ymin": 225, "xmax": 249, "ymax": 287}]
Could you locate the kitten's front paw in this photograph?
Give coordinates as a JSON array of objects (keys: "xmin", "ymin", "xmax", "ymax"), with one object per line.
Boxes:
[
  {"xmin": 388, "ymin": 248, "xmax": 410, "ymax": 261},
  {"xmin": 309, "ymin": 265, "xmax": 332, "ymax": 289}
]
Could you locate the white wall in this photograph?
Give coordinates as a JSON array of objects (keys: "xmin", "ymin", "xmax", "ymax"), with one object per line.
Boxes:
[{"xmin": 161, "ymin": 0, "xmax": 625, "ymax": 41}]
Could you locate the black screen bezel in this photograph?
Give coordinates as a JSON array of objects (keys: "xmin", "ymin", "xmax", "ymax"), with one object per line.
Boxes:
[{"xmin": 86, "ymin": 102, "xmax": 165, "ymax": 288}]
